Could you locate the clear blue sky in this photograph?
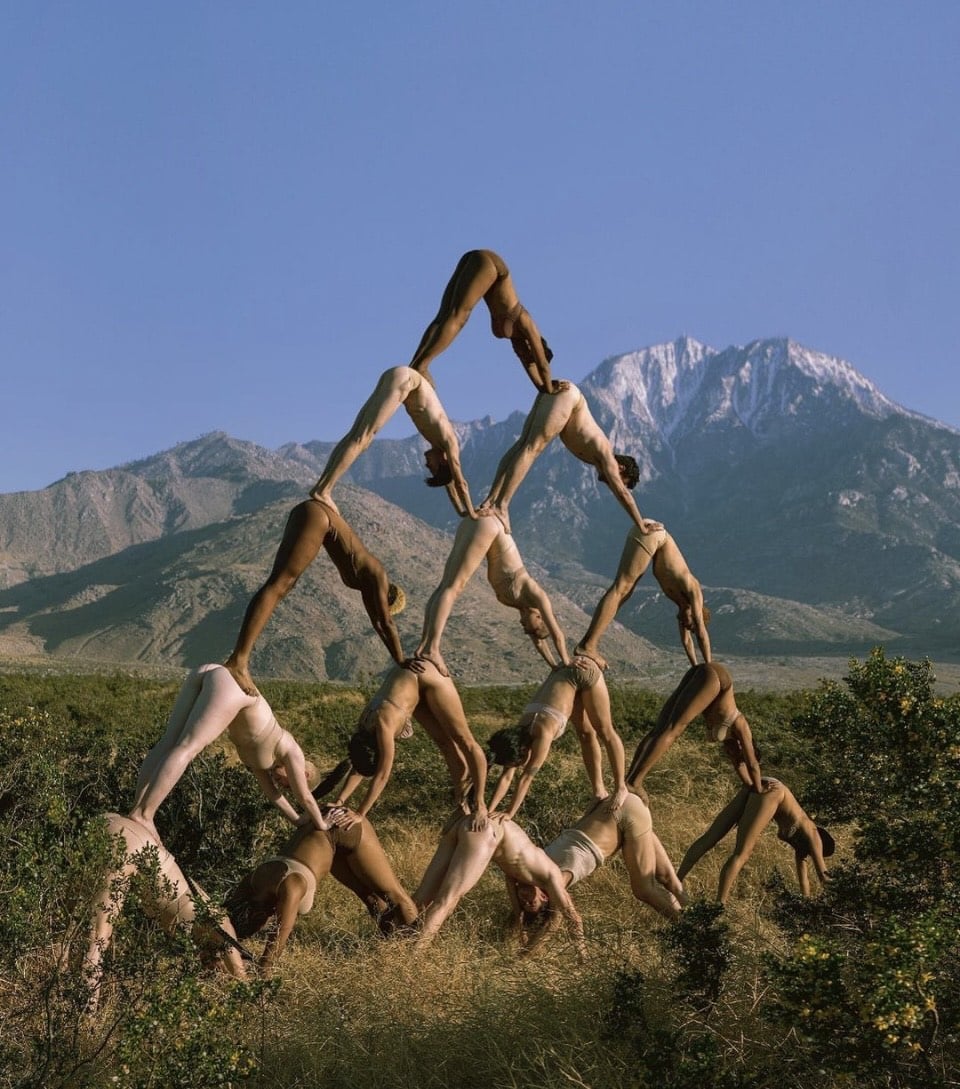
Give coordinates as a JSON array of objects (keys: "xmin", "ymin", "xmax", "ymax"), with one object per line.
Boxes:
[{"xmin": 2, "ymin": 2, "xmax": 958, "ymax": 493}]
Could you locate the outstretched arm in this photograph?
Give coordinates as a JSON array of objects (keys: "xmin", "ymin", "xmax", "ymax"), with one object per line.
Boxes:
[
  {"xmin": 359, "ymin": 578, "xmax": 405, "ymax": 664},
  {"xmin": 501, "ymin": 732, "xmax": 553, "ymax": 820},
  {"xmin": 523, "ymin": 578, "xmax": 570, "ymax": 666},
  {"xmin": 258, "ymin": 876, "xmax": 307, "ymax": 973},
  {"xmin": 593, "ymin": 446, "xmax": 656, "ymax": 532}
]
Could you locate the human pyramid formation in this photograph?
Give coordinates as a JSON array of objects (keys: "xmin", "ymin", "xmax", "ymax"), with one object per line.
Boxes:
[{"xmin": 85, "ymin": 250, "xmax": 834, "ymax": 996}]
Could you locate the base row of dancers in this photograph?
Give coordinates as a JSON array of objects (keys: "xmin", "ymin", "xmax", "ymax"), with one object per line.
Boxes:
[{"xmin": 82, "ymin": 249, "xmax": 832, "ymax": 1005}]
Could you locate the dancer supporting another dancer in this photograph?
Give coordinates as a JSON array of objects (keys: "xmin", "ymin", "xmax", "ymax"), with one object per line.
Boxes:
[
  {"xmin": 412, "ymin": 511, "xmax": 569, "ymax": 677},
  {"xmin": 225, "ymin": 498, "xmax": 406, "ymax": 696},
  {"xmin": 479, "ymin": 381, "xmax": 659, "ymax": 534},
  {"xmin": 314, "ymin": 658, "xmax": 488, "ymax": 831},
  {"xmin": 678, "ymin": 777, "xmax": 834, "ymax": 903},
  {"xmin": 626, "ymin": 663, "xmax": 763, "ymax": 793},
  {"xmin": 409, "ymin": 249, "xmax": 554, "ymax": 393},
  {"xmin": 225, "ymin": 809, "xmax": 418, "ymax": 972},
  {"xmin": 414, "ymin": 812, "xmax": 584, "ymax": 951},
  {"xmin": 576, "ymin": 525, "xmax": 711, "ymax": 669},
  {"xmin": 310, "ymin": 365, "xmax": 475, "ymax": 517},
  {"xmin": 84, "ymin": 813, "xmax": 247, "ymax": 1011},
  {"xmin": 128, "ymin": 664, "xmax": 329, "ymax": 841},
  {"xmin": 487, "ymin": 655, "xmax": 627, "ymax": 820}
]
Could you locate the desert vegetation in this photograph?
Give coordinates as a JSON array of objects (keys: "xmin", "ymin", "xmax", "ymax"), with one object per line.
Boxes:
[{"xmin": 0, "ymin": 649, "xmax": 956, "ymax": 1088}]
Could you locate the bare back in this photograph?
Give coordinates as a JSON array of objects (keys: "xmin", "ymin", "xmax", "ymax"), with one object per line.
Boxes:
[
  {"xmin": 651, "ymin": 532, "xmax": 700, "ymax": 603},
  {"xmin": 322, "ymin": 507, "xmax": 381, "ymax": 590},
  {"xmin": 400, "ymin": 368, "xmax": 454, "ymax": 447}
]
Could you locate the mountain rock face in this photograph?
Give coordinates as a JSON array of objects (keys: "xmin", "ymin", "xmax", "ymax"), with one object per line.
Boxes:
[{"xmin": 1, "ymin": 337, "xmax": 958, "ymax": 681}]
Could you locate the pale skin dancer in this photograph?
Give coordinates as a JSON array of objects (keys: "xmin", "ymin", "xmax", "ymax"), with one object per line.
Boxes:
[
  {"xmin": 626, "ymin": 663, "xmax": 763, "ymax": 793},
  {"xmin": 315, "ymin": 658, "xmax": 489, "ymax": 831},
  {"xmin": 412, "ymin": 511, "xmax": 570, "ymax": 678},
  {"xmin": 225, "ymin": 498, "xmax": 406, "ymax": 696},
  {"xmin": 225, "ymin": 809, "xmax": 418, "ymax": 972},
  {"xmin": 479, "ymin": 381, "xmax": 660, "ymax": 534},
  {"xmin": 85, "ymin": 813, "xmax": 246, "ymax": 1011},
  {"xmin": 310, "ymin": 365, "xmax": 475, "ymax": 517},
  {"xmin": 678, "ymin": 778, "xmax": 834, "ymax": 903},
  {"xmin": 508, "ymin": 793, "xmax": 686, "ymax": 945},
  {"xmin": 414, "ymin": 811, "xmax": 584, "ymax": 951},
  {"xmin": 128, "ymin": 664, "xmax": 330, "ymax": 841},
  {"xmin": 408, "ymin": 248, "xmax": 554, "ymax": 393},
  {"xmin": 576, "ymin": 526, "xmax": 711, "ymax": 669},
  {"xmin": 487, "ymin": 656, "xmax": 628, "ymax": 820}
]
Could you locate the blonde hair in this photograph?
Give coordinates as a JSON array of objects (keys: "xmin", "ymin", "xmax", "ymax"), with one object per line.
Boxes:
[{"xmin": 388, "ymin": 584, "xmax": 406, "ymax": 616}]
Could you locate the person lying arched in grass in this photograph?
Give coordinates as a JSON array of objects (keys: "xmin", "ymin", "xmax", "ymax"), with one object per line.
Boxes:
[
  {"xmin": 677, "ymin": 777, "xmax": 834, "ymax": 904},
  {"xmin": 413, "ymin": 811, "xmax": 584, "ymax": 952},
  {"xmin": 309, "ymin": 365, "xmax": 475, "ymax": 518},
  {"xmin": 84, "ymin": 813, "xmax": 247, "ymax": 1012},
  {"xmin": 487, "ymin": 655, "xmax": 627, "ymax": 821},
  {"xmin": 408, "ymin": 248, "xmax": 554, "ymax": 393},
  {"xmin": 410, "ymin": 510, "xmax": 569, "ymax": 678},
  {"xmin": 225, "ymin": 498, "xmax": 407, "ymax": 696},
  {"xmin": 477, "ymin": 380, "xmax": 660, "ymax": 535},
  {"xmin": 626, "ymin": 663, "xmax": 763, "ymax": 794},
  {"xmin": 507, "ymin": 793, "xmax": 685, "ymax": 944},
  {"xmin": 575, "ymin": 525, "xmax": 711, "ymax": 669},
  {"xmin": 225, "ymin": 807, "xmax": 418, "ymax": 973},
  {"xmin": 313, "ymin": 658, "xmax": 488, "ymax": 831},
  {"xmin": 128, "ymin": 664, "xmax": 329, "ymax": 841}
]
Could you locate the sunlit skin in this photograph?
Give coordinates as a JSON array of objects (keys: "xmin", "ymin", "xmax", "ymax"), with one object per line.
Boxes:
[
  {"xmin": 310, "ymin": 365, "xmax": 475, "ymax": 518},
  {"xmin": 408, "ymin": 249, "xmax": 554, "ymax": 393},
  {"xmin": 678, "ymin": 778, "xmax": 831, "ymax": 903},
  {"xmin": 224, "ymin": 499, "xmax": 405, "ymax": 696},
  {"xmin": 479, "ymin": 381, "xmax": 660, "ymax": 535},
  {"xmin": 626, "ymin": 663, "xmax": 763, "ymax": 792},
  {"xmin": 576, "ymin": 526, "xmax": 710, "ymax": 669}
]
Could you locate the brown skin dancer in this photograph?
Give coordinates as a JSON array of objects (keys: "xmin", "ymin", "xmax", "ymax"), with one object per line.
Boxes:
[
  {"xmin": 626, "ymin": 663, "xmax": 763, "ymax": 793},
  {"xmin": 678, "ymin": 778, "xmax": 834, "ymax": 903},
  {"xmin": 310, "ymin": 365, "xmax": 475, "ymax": 518},
  {"xmin": 225, "ymin": 499, "xmax": 406, "ymax": 696},
  {"xmin": 479, "ymin": 381, "xmax": 660, "ymax": 535},
  {"xmin": 409, "ymin": 249, "xmax": 554, "ymax": 393},
  {"xmin": 225, "ymin": 811, "xmax": 418, "ymax": 972},
  {"xmin": 576, "ymin": 526, "xmax": 711, "ymax": 669}
]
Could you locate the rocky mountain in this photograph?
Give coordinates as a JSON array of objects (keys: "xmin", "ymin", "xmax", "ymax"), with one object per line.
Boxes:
[{"xmin": 1, "ymin": 336, "xmax": 958, "ymax": 680}]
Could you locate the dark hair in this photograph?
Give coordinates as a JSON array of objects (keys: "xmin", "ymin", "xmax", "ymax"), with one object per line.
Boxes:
[
  {"xmin": 613, "ymin": 453, "xmax": 640, "ymax": 489},
  {"xmin": 387, "ymin": 583, "xmax": 406, "ymax": 615},
  {"xmin": 224, "ymin": 877, "xmax": 273, "ymax": 941},
  {"xmin": 540, "ymin": 336, "xmax": 554, "ymax": 363},
  {"xmin": 312, "ymin": 757, "xmax": 352, "ymax": 801},
  {"xmin": 424, "ymin": 450, "xmax": 453, "ymax": 488},
  {"xmin": 487, "ymin": 725, "xmax": 531, "ymax": 768},
  {"xmin": 348, "ymin": 730, "xmax": 379, "ymax": 776},
  {"xmin": 701, "ymin": 603, "xmax": 712, "ymax": 626},
  {"xmin": 817, "ymin": 826, "xmax": 836, "ymax": 858}
]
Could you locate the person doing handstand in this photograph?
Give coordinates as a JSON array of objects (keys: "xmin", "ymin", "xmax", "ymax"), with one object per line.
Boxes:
[
  {"xmin": 678, "ymin": 777, "xmax": 834, "ymax": 903},
  {"xmin": 408, "ymin": 249, "xmax": 554, "ymax": 393},
  {"xmin": 310, "ymin": 365, "xmax": 475, "ymax": 517},
  {"xmin": 626, "ymin": 663, "xmax": 763, "ymax": 793},
  {"xmin": 225, "ymin": 808, "xmax": 418, "ymax": 972},
  {"xmin": 413, "ymin": 811, "xmax": 584, "ymax": 951},
  {"xmin": 576, "ymin": 525, "xmax": 711, "ymax": 669},
  {"xmin": 225, "ymin": 498, "xmax": 406, "ymax": 696},
  {"xmin": 412, "ymin": 511, "xmax": 569, "ymax": 678},
  {"xmin": 479, "ymin": 381, "xmax": 659, "ymax": 535},
  {"xmin": 487, "ymin": 655, "xmax": 628, "ymax": 820},
  {"xmin": 84, "ymin": 813, "xmax": 247, "ymax": 1011},
  {"xmin": 508, "ymin": 792, "xmax": 685, "ymax": 943},
  {"xmin": 128, "ymin": 664, "xmax": 330, "ymax": 841},
  {"xmin": 314, "ymin": 658, "xmax": 489, "ymax": 831}
]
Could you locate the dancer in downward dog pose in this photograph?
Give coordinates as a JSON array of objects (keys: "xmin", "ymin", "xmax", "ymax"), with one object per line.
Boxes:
[
  {"xmin": 314, "ymin": 658, "xmax": 489, "ymax": 831},
  {"xmin": 509, "ymin": 792, "xmax": 685, "ymax": 930},
  {"xmin": 414, "ymin": 812, "xmax": 584, "ymax": 951},
  {"xmin": 576, "ymin": 525, "xmax": 711, "ymax": 669},
  {"xmin": 487, "ymin": 655, "xmax": 627, "ymax": 820},
  {"xmin": 225, "ymin": 809, "xmax": 418, "ymax": 972},
  {"xmin": 626, "ymin": 663, "xmax": 763, "ymax": 794},
  {"xmin": 310, "ymin": 365, "xmax": 475, "ymax": 518},
  {"xmin": 412, "ymin": 511, "xmax": 569, "ymax": 677},
  {"xmin": 128, "ymin": 664, "xmax": 330, "ymax": 840},
  {"xmin": 479, "ymin": 381, "xmax": 660, "ymax": 535},
  {"xmin": 408, "ymin": 249, "xmax": 554, "ymax": 393},
  {"xmin": 678, "ymin": 777, "xmax": 834, "ymax": 903},
  {"xmin": 225, "ymin": 498, "xmax": 406, "ymax": 696}
]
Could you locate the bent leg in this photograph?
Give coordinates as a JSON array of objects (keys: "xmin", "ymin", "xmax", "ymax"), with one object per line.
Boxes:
[
  {"xmin": 333, "ymin": 820, "xmax": 417, "ymax": 925},
  {"xmin": 621, "ymin": 827, "xmax": 683, "ymax": 920},
  {"xmin": 578, "ymin": 535, "xmax": 654, "ymax": 657},
  {"xmin": 716, "ymin": 790, "xmax": 781, "ymax": 903},
  {"xmin": 417, "ymin": 822, "xmax": 500, "ymax": 944},
  {"xmin": 225, "ymin": 501, "xmax": 329, "ymax": 693}
]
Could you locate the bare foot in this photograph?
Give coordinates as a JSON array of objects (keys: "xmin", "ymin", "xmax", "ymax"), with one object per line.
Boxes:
[
  {"xmin": 224, "ymin": 656, "xmax": 259, "ymax": 697},
  {"xmin": 573, "ymin": 644, "xmax": 608, "ymax": 671}
]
